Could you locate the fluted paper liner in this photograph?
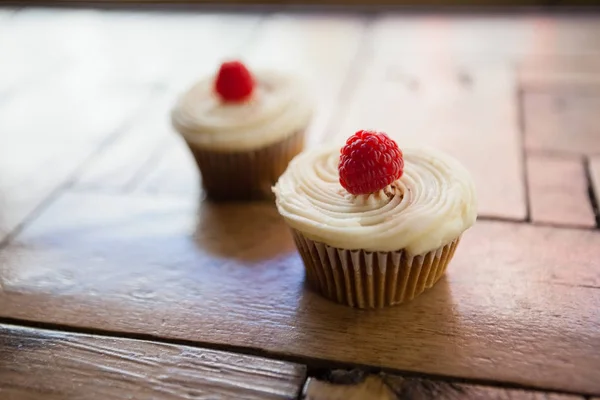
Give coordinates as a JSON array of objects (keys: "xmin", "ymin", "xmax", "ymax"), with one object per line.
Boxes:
[
  {"xmin": 292, "ymin": 229, "xmax": 460, "ymax": 308},
  {"xmin": 185, "ymin": 130, "xmax": 305, "ymax": 201}
]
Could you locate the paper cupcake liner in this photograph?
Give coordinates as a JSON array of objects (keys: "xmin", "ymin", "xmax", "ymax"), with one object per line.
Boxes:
[
  {"xmin": 185, "ymin": 130, "xmax": 305, "ymax": 201},
  {"xmin": 291, "ymin": 229, "xmax": 460, "ymax": 309}
]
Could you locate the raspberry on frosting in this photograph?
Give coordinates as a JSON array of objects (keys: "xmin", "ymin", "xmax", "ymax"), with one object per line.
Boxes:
[
  {"xmin": 338, "ymin": 130, "xmax": 404, "ymax": 195},
  {"xmin": 214, "ymin": 60, "xmax": 255, "ymax": 102}
]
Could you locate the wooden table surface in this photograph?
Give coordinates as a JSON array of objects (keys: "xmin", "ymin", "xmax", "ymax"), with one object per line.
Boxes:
[{"xmin": 1, "ymin": 6, "xmax": 600, "ymax": 400}]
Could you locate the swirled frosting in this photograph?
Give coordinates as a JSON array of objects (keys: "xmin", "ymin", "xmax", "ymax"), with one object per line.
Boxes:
[
  {"xmin": 273, "ymin": 145, "xmax": 477, "ymax": 255},
  {"xmin": 171, "ymin": 70, "xmax": 312, "ymax": 151}
]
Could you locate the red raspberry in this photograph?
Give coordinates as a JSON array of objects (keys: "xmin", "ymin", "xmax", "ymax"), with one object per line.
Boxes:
[
  {"xmin": 214, "ymin": 60, "xmax": 255, "ymax": 102},
  {"xmin": 338, "ymin": 130, "xmax": 404, "ymax": 195}
]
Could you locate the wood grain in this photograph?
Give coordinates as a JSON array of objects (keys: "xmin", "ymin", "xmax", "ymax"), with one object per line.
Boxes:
[
  {"xmin": 303, "ymin": 371, "xmax": 582, "ymax": 400},
  {"xmin": 524, "ymin": 90, "xmax": 600, "ymax": 156},
  {"xmin": 526, "ymin": 155, "xmax": 596, "ymax": 228},
  {"xmin": 1, "ymin": 192, "xmax": 599, "ymax": 395},
  {"xmin": 0, "ymin": 323, "xmax": 306, "ymax": 400}
]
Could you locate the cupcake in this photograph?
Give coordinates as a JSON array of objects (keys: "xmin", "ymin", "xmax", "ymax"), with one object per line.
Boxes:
[
  {"xmin": 273, "ymin": 130, "xmax": 477, "ymax": 308},
  {"xmin": 171, "ymin": 60, "xmax": 312, "ymax": 201}
]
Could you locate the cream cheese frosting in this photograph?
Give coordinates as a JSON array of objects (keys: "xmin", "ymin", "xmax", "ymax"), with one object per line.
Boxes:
[
  {"xmin": 171, "ymin": 70, "xmax": 312, "ymax": 152},
  {"xmin": 273, "ymin": 145, "xmax": 477, "ymax": 255}
]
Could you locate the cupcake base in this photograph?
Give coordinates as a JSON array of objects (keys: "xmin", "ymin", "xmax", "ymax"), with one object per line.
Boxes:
[
  {"xmin": 291, "ymin": 229, "xmax": 460, "ymax": 309},
  {"xmin": 186, "ymin": 130, "xmax": 305, "ymax": 202}
]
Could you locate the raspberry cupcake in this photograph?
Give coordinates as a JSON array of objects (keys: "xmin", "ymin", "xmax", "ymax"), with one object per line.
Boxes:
[
  {"xmin": 273, "ymin": 130, "xmax": 477, "ymax": 308},
  {"xmin": 171, "ymin": 60, "xmax": 312, "ymax": 201}
]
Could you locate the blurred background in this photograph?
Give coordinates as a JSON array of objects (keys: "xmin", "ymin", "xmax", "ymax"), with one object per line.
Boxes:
[{"xmin": 1, "ymin": 0, "xmax": 599, "ymax": 237}]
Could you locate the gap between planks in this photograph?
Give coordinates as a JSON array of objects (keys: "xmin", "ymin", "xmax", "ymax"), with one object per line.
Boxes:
[
  {"xmin": 517, "ymin": 88, "xmax": 532, "ymax": 223},
  {"xmin": 0, "ymin": 317, "xmax": 593, "ymax": 399},
  {"xmin": 584, "ymin": 156, "xmax": 600, "ymax": 228}
]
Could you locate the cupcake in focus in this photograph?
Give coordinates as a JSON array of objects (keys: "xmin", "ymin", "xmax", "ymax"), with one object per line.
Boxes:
[
  {"xmin": 273, "ymin": 130, "xmax": 477, "ymax": 308},
  {"xmin": 171, "ymin": 60, "xmax": 312, "ymax": 201}
]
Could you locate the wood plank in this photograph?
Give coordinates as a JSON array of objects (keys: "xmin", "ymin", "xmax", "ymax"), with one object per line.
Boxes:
[
  {"xmin": 303, "ymin": 371, "xmax": 582, "ymax": 400},
  {"xmin": 524, "ymin": 90, "xmax": 600, "ymax": 156},
  {"xmin": 0, "ymin": 324, "xmax": 306, "ymax": 400},
  {"xmin": 526, "ymin": 155, "xmax": 596, "ymax": 228},
  {"xmin": 0, "ymin": 85, "xmax": 152, "ymax": 242},
  {"xmin": 330, "ymin": 58, "xmax": 526, "ymax": 221},
  {"xmin": 1, "ymin": 192, "xmax": 599, "ymax": 395}
]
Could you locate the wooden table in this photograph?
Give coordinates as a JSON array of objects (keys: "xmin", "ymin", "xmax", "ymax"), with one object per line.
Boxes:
[{"xmin": 0, "ymin": 6, "xmax": 599, "ymax": 399}]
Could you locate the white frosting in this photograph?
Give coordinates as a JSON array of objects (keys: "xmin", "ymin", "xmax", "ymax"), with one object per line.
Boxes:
[
  {"xmin": 171, "ymin": 70, "xmax": 312, "ymax": 151},
  {"xmin": 273, "ymin": 145, "xmax": 477, "ymax": 255}
]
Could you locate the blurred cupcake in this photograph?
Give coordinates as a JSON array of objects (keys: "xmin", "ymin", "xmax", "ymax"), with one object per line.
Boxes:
[
  {"xmin": 172, "ymin": 60, "xmax": 312, "ymax": 201},
  {"xmin": 273, "ymin": 130, "xmax": 477, "ymax": 308}
]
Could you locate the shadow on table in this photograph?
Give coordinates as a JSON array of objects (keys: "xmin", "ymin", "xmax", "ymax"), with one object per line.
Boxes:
[
  {"xmin": 193, "ymin": 199, "xmax": 296, "ymax": 263},
  {"xmin": 292, "ymin": 275, "xmax": 464, "ymax": 368}
]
